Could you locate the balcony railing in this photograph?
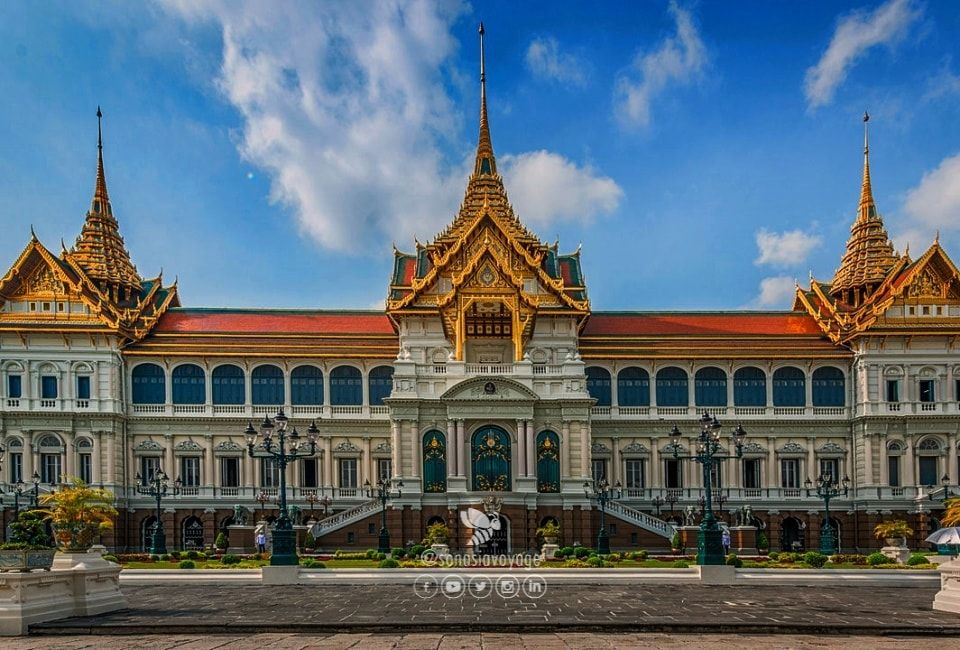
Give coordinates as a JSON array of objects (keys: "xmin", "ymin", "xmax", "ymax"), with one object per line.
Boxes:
[{"xmin": 464, "ymin": 363, "xmax": 515, "ymax": 375}]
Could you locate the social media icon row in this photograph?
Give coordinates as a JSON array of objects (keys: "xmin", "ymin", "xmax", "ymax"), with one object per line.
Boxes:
[{"xmin": 413, "ymin": 575, "xmax": 546, "ymax": 599}]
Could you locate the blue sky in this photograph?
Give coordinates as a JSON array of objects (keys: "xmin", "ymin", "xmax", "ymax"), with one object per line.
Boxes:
[{"xmin": 1, "ymin": 0, "xmax": 959, "ymax": 311}]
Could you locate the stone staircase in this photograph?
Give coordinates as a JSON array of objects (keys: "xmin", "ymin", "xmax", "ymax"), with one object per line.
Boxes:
[
  {"xmin": 606, "ymin": 500, "xmax": 677, "ymax": 539},
  {"xmin": 309, "ymin": 499, "xmax": 381, "ymax": 539}
]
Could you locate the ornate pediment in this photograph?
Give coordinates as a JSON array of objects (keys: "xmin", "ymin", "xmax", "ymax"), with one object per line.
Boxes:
[
  {"xmin": 374, "ymin": 441, "xmax": 392, "ymax": 454},
  {"xmin": 591, "ymin": 442, "xmax": 611, "ymax": 454},
  {"xmin": 334, "ymin": 441, "xmax": 360, "ymax": 453},
  {"xmin": 621, "ymin": 442, "xmax": 648, "ymax": 454},
  {"xmin": 779, "ymin": 442, "xmax": 805, "ymax": 454},
  {"xmin": 819, "ymin": 441, "xmax": 846, "ymax": 454},
  {"xmin": 175, "ymin": 440, "xmax": 203, "ymax": 452},
  {"xmin": 440, "ymin": 377, "xmax": 539, "ymax": 402},
  {"xmin": 135, "ymin": 439, "xmax": 164, "ymax": 451},
  {"xmin": 215, "ymin": 441, "xmax": 243, "ymax": 452},
  {"xmin": 742, "ymin": 442, "xmax": 766, "ymax": 454}
]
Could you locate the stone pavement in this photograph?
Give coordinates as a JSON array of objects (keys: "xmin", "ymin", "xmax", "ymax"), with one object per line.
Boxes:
[
  {"xmin": 8, "ymin": 633, "xmax": 959, "ymax": 649},
  {"xmin": 28, "ymin": 583, "xmax": 960, "ymax": 636}
]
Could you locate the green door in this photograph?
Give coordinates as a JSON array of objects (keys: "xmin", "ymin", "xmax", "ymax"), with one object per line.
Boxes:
[{"xmin": 471, "ymin": 425, "xmax": 511, "ymax": 492}]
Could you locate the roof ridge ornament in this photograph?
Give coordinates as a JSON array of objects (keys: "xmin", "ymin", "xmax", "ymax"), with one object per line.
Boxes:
[{"xmin": 474, "ymin": 22, "xmax": 496, "ymax": 177}]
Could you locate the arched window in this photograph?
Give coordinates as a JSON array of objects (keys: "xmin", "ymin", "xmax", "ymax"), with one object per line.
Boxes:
[
  {"xmin": 586, "ymin": 367, "xmax": 611, "ymax": 406},
  {"xmin": 695, "ymin": 367, "xmax": 727, "ymax": 407},
  {"xmin": 536, "ymin": 430, "xmax": 560, "ymax": 493},
  {"xmin": 172, "ymin": 364, "xmax": 205, "ymax": 404},
  {"xmin": 212, "ymin": 365, "xmax": 245, "ymax": 405},
  {"xmin": 252, "ymin": 365, "xmax": 284, "ymax": 405},
  {"xmin": 182, "ymin": 516, "xmax": 204, "ymax": 550},
  {"xmin": 422, "ymin": 430, "xmax": 446, "ymax": 493},
  {"xmin": 141, "ymin": 516, "xmax": 158, "ymax": 552},
  {"xmin": 812, "ymin": 367, "xmax": 845, "ymax": 407},
  {"xmin": 131, "ymin": 363, "xmax": 165, "ymax": 404},
  {"xmin": 773, "ymin": 367, "xmax": 805, "ymax": 407},
  {"xmin": 617, "ymin": 368, "xmax": 649, "ymax": 406},
  {"xmin": 656, "ymin": 367, "xmax": 688, "ymax": 407},
  {"xmin": 734, "ymin": 367, "xmax": 766, "ymax": 406},
  {"xmin": 291, "ymin": 366, "xmax": 323, "ymax": 405},
  {"xmin": 471, "ymin": 425, "xmax": 511, "ymax": 492},
  {"xmin": 330, "ymin": 366, "xmax": 362, "ymax": 405},
  {"xmin": 368, "ymin": 366, "xmax": 394, "ymax": 406}
]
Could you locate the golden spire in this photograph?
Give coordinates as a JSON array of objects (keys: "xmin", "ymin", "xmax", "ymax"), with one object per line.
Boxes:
[
  {"xmin": 69, "ymin": 107, "xmax": 142, "ymax": 298},
  {"xmin": 857, "ymin": 111, "xmax": 876, "ymax": 222},
  {"xmin": 830, "ymin": 111, "xmax": 898, "ymax": 304},
  {"xmin": 473, "ymin": 22, "xmax": 496, "ymax": 177}
]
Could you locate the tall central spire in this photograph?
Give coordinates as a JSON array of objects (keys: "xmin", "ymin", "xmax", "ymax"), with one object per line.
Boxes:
[
  {"xmin": 858, "ymin": 111, "xmax": 876, "ymax": 222},
  {"xmin": 474, "ymin": 22, "xmax": 496, "ymax": 177}
]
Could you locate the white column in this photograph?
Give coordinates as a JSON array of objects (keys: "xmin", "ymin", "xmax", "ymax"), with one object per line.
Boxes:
[
  {"xmin": 950, "ymin": 433, "xmax": 959, "ymax": 485},
  {"xmin": 526, "ymin": 420, "xmax": 535, "ymax": 477},
  {"xmin": 105, "ymin": 432, "xmax": 116, "ymax": 487},
  {"xmin": 650, "ymin": 439, "xmax": 660, "ymax": 488},
  {"xmin": 446, "ymin": 420, "xmax": 457, "ymax": 477},
  {"xmin": 766, "ymin": 437, "xmax": 777, "ymax": 489},
  {"xmin": 905, "ymin": 437, "xmax": 916, "ymax": 486},
  {"xmin": 165, "ymin": 439, "xmax": 175, "ymax": 478},
  {"xmin": 612, "ymin": 441, "xmax": 622, "ymax": 486},
  {"xmin": 323, "ymin": 437, "xmax": 333, "ymax": 486},
  {"xmin": 560, "ymin": 421, "xmax": 570, "ymax": 478},
  {"xmin": 863, "ymin": 434, "xmax": 874, "ymax": 485},
  {"xmin": 22, "ymin": 431, "xmax": 34, "ymax": 479},
  {"xmin": 362, "ymin": 438, "xmax": 372, "ymax": 485},
  {"xmin": 806, "ymin": 438, "xmax": 816, "ymax": 482},
  {"xmin": 879, "ymin": 439, "xmax": 889, "ymax": 485},
  {"xmin": 408, "ymin": 421, "xmax": 419, "ymax": 478},
  {"xmin": 322, "ymin": 367, "xmax": 331, "ymax": 416},
  {"xmin": 516, "ymin": 419, "xmax": 527, "ymax": 478},
  {"xmin": 63, "ymin": 431, "xmax": 75, "ymax": 481},
  {"xmin": 457, "ymin": 420, "xmax": 466, "ymax": 478},
  {"xmin": 579, "ymin": 421, "xmax": 590, "ymax": 478},
  {"xmin": 204, "ymin": 442, "xmax": 214, "ymax": 487},
  {"xmin": 91, "ymin": 431, "xmax": 102, "ymax": 484},
  {"xmin": 390, "ymin": 421, "xmax": 401, "ymax": 479},
  {"xmin": 244, "ymin": 446, "xmax": 254, "ymax": 489}
]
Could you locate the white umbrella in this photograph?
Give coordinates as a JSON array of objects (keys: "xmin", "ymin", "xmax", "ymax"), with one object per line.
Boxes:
[{"xmin": 926, "ymin": 527, "xmax": 960, "ymax": 545}]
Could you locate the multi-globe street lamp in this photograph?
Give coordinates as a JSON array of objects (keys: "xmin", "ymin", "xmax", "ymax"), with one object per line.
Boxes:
[
  {"xmin": 244, "ymin": 410, "xmax": 319, "ymax": 566},
  {"xmin": 364, "ymin": 477, "xmax": 403, "ymax": 554},
  {"xmin": 804, "ymin": 473, "xmax": 849, "ymax": 555},
  {"xmin": 135, "ymin": 469, "xmax": 181, "ymax": 555},
  {"xmin": 583, "ymin": 478, "xmax": 622, "ymax": 554},
  {"xmin": 928, "ymin": 474, "xmax": 953, "ymax": 503},
  {"xmin": 305, "ymin": 492, "xmax": 332, "ymax": 520},
  {"xmin": 671, "ymin": 413, "xmax": 746, "ymax": 565},
  {"xmin": 651, "ymin": 495, "xmax": 665, "ymax": 518}
]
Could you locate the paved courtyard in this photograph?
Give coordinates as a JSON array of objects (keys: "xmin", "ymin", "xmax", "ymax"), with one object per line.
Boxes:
[
  {"xmin": 28, "ymin": 583, "xmax": 960, "ymax": 637},
  {"xmin": 8, "ymin": 632, "xmax": 960, "ymax": 650}
]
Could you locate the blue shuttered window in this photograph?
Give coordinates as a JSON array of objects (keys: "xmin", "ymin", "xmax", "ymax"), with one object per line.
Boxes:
[
  {"xmin": 617, "ymin": 368, "xmax": 649, "ymax": 406},
  {"xmin": 586, "ymin": 367, "xmax": 611, "ymax": 406},
  {"xmin": 694, "ymin": 367, "xmax": 727, "ymax": 406},
  {"xmin": 252, "ymin": 365, "xmax": 284, "ymax": 405},
  {"xmin": 656, "ymin": 367, "xmax": 688, "ymax": 406},
  {"xmin": 812, "ymin": 367, "xmax": 845, "ymax": 407},
  {"xmin": 734, "ymin": 367, "xmax": 766, "ymax": 406},
  {"xmin": 330, "ymin": 366, "xmax": 362, "ymax": 405},
  {"xmin": 132, "ymin": 364, "xmax": 165, "ymax": 404},
  {"xmin": 212, "ymin": 365, "xmax": 245, "ymax": 405},
  {"xmin": 172, "ymin": 364, "xmax": 205, "ymax": 404},
  {"xmin": 368, "ymin": 366, "xmax": 394, "ymax": 406},
  {"xmin": 773, "ymin": 367, "xmax": 805, "ymax": 406},
  {"xmin": 291, "ymin": 366, "xmax": 323, "ymax": 405}
]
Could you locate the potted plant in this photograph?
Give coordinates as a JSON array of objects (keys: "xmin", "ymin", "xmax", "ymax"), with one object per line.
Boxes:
[
  {"xmin": 425, "ymin": 522, "xmax": 450, "ymax": 545},
  {"xmin": 0, "ymin": 511, "xmax": 56, "ymax": 571},
  {"xmin": 536, "ymin": 520, "xmax": 561, "ymax": 545},
  {"xmin": 38, "ymin": 477, "xmax": 118, "ymax": 552},
  {"xmin": 873, "ymin": 520, "xmax": 913, "ymax": 547},
  {"xmin": 757, "ymin": 532, "xmax": 769, "ymax": 554},
  {"xmin": 671, "ymin": 532, "xmax": 683, "ymax": 554}
]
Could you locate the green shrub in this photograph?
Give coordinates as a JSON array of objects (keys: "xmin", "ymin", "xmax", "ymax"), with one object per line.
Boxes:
[
  {"xmin": 365, "ymin": 549, "xmax": 377, "ymax": 559},
  {"xmin": 102, "ymin": 554, "xmax": 119, "ymax": 563},
  {"xmin": 558, "ymin": 546, "xmax": 574, "ymax": 558},
  {"xmin": 867, "ymin": 552, "xmax": 887, "ymax": 566},
  {"xmin": 726, "ymin": 553, "xmax": 743, "ymax": 568},
  {"xmin": 334, "ymin": 551, "xmax": 368, "ymax": 560},
  {"xmin": 197, "ymin": 551, "xmax": 208, "ymax": 560},
  {"xmin": 221, "ymin": 554, "xmax": 241, "ymax": 565},
  {"xmin": 671, "ymin": 560, "xmax": 690, "ymax": 568},
  {"xmin": 829, "ymin": 554, "xmax": 867, "ymax": 565},
  {"xmin": 757, "ymin": 532, "xmax": 769, "ymax": 550},
  {"xmin": 409, "ymin": 544, "xmax": 426, "ymax": 558},
  {"xmin": 574, "ymin": 547, "xmax": 590, "ymax": 559},
  {"xmin": 379, "ymin": 558, "xmax": 400, "ymax": 568},
  {"xmin": 586, "ymin": 555, "xmax": 605, "ymax": 568},
  {"xmin": 9, "ymin": 511, "xmax": 54, "ymax": 548},
  {"xmin": 186, "ymin": 550, "xmax": 199, "ymax": 560},
  {"xmin": 391, "ymin": 547, "xmax": 405, "ymax": 559},
  {"xmin": 564, "ymin": 558, "xmax": 589, "ymax": 567},
  {"xmin": 767, "ymin": 551, "xmax": 780, "ymax": 561},
  {"xmin": 178, "ymin": 560, "xmax": 196, "ymax": 569},
  {"xmin": 171, "ymin": 551, "xmax": 183, "ymax": 560},
  {"xmin": 803, "ymin": 552, "xmax": 827, "ymax": 568},
  {"xmin": 907, "ymin": 554, "xmax": 931, "ymax": 566},
  {"xmin": 604, "ymin": 553, "xmax": 622, "ymax": 562},
  {"xmin": 214, "ymin": 532, "xmax": 228, "ymax": 550},
  {"xmin": 149, "ymin": 554, "xmax": 161, "ymax": 562},
  {"xmin": 160, "ymin": 554, "xmax": 172, "ymax": 562},
  {"xmin": 632, "ymin": 550, "xmax": 649, "ymax": 561},
  {"xmin": 778, "ymin": 552, "xmax": 799, "ymax": 563},
  {"xmin": 670, "ymin": 532, "xmax": 682, "ymax": 550},
  {"xmin": 301, "ymin": 559, "xmax": 326, "ymax": 568}
]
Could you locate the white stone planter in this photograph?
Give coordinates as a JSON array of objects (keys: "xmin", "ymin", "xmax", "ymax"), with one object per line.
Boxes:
[{"xmin": 0, "ymin": 549, "xmax": 56, "ymax": 572}]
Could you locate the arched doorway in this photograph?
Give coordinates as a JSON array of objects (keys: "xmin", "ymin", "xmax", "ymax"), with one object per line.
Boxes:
[
  {"xmin": 141, "ymin": 516, "xmax": 158, "ymax": 552},
  {"xmin": 182, "ymin": 516, "xmax": 204, "ymax": 550},
  {"xmin": 471, "ymin": 425, "xmax": 511, "ymax": 492},
  {"xmin": 536, "ymin": 430, "xmax": 560, "ymax": 493},
  {"xmin": 473, "ymin": 513, "xmax": 510, "ymax": 555},
  {"xmin": 780, "ymin": 517, "xmax": 805, "ymax": 552}
]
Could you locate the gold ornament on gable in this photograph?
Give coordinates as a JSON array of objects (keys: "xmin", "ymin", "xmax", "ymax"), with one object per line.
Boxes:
[{"xmin": 909, "ymin": 268, "xmax": 944, "ymax": 299}]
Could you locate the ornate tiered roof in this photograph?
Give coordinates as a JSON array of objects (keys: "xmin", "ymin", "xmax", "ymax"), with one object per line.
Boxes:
[
  {"xmin": 67, "ymin": 107, "xmax": 143, "ymax": 300},
  {"xmin": 829, "ymin": 113, "xmax": 899, "ymax": 299}
]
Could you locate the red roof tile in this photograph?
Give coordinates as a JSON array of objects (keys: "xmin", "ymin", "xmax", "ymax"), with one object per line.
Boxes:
[
  {"xmin": 154, "ymin": 310, "xmax": 396, "ymax": 335},
  {"xmin": 583, "ymin": 312, "xmax": 823, "ymax": 337}
]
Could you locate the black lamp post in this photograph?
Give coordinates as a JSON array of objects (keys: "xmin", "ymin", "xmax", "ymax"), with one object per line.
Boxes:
[
  {"xmin": 136, "ymin": 469, "xmax": 181, "ymax": 555},
  {"xmin": 30, "ymin": 471, "xmax": 40, "ymax": 509},
  {"xmin": 583, "ymin": 478, "xmax": 622, "ymax": 554},
  {"xmin": 805, "ymin": 473, "xmax": 849, "ymax": 555},
  {"xmin": 12, "ymin": 479, "xmax": 28, "ymax": 517},
  {"xmin": 699, "ymin": 491, "xmax": 728, "ymax": 521},
  {"xmin": 671, "ymin": 413, "xmax": 746, "ymax": 565},
  {"xmin": 305, "ymin": 492, "xmax": 333, "ymax": 520},
  {"xmin": 245, "ymin": 410, "xmax": 319, "ymax": 566},
  {"xmin": 665, "ymin": 490, "xmax": 679, "ymax": 519},
  {"xmin": 364, "ymin": 477, "xmax": 403, "ymax": 554},
  {"xmin": 928, "ymin": 474, "xmax": 953, "ymax": 503},
  {"xmin": 651, "ymin": 495, "xmax": 665, "ymax": 518}
]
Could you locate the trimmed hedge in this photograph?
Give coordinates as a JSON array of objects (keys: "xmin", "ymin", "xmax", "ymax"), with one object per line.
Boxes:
[
  {"xmin": 726, "ymin": 553, "xmax": 743, "ymax": 568},
  {"xmin": 907, "ymin": 554, "xmax": 931, "ymax": 566},
  {"xmin": 221, "ymin": 554, "xmax": 241, "ymax": 565},
  {"xmin": 178, "ymin": 560, "xmax": 196, "ymax": 569},
  {"xmin": 803, "ymin": 552, "xmax": 827, "ymax": 568},
  {"xmin": 867, "ymin": 552, "xmax": 887, "ymax": 566},
  {"xmin": 379, "ymin": 558, "xmax": 400, "ymax": 568}
]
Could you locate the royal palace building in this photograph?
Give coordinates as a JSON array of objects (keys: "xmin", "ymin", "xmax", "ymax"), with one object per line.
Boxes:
[{"xmin": 3, "ymin": 37, "xmax": 960, "ymax": 555}]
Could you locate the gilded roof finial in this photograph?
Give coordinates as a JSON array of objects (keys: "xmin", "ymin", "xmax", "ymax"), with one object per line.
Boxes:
[
  {"xmin": 935, "ymin": 229, "xmax": 940, "ymax": 245},
  {"xmin": 94, "ymin": 106, "xmax": 109, "ymax": 203},
  {"xmin": 473, "ymin": 22, "xmax": 496, "ymax": 177},
  {"xmin": 858, "ymin": 111, "xmax": 875, "ymax": 223}
]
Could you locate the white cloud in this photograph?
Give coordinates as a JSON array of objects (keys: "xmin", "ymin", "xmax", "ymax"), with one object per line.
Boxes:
[
  {"xmin": 804, "ymin": 0, "xmax": 921, "ymax": 110},
  {"xmin": 525, "ymin": 36, "xmax": 587, "ymax": 86},
  {"xmin": 614, "ymin": 1, "xmax": 707, "ymax": 128},
  {"xmin": 754, "ymin": 228, "xmax": 822, "ymax": 267},
  {"xmin": 752, "ymin": 276, "xmax": 797, "ymax": 308},
  {"xmin": 160, "ymin": 1, "xmax": 620, "ymax": 254},
  {"xmin": 894, "ymin": 153, "xmax": 960, "ymax": 247},
  {"xmin": 500, "ymin": 151, "xmax": 623, "ymax": 225}
]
